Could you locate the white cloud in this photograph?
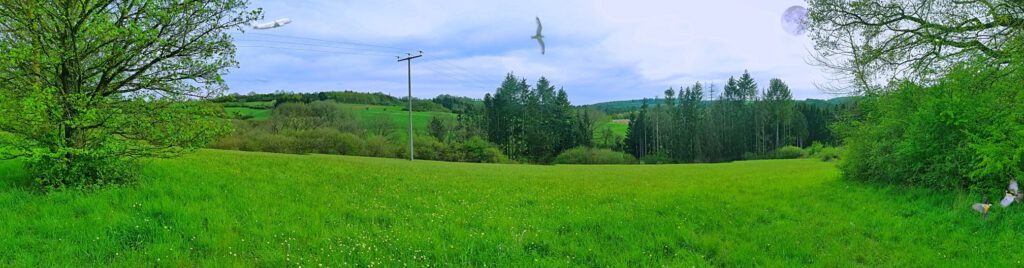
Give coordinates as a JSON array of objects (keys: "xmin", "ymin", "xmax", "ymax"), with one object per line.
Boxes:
[{"xmin": 226, "ymin": 0, "xmax": 837, "ymax": 104}]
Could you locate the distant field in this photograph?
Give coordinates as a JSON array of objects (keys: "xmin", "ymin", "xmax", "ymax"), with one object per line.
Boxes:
[
  {"xmin": 1, "ymin": 150, "xmax": 1019, "ymax": 266},
  {"xmin": 339, "ymin": 104, "xmax": 455, "ymax": 137},
  {"xmin": 594, "ymin": 119, "xmax": 629, "ymax": 144},
  {"xmin": 224, "ymin": 107, "xmax": 271, "ymax": 120}
]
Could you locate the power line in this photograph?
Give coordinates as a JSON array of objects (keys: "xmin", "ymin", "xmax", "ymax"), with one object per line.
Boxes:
[
  {"xmin": 420, "ymin": 60, "xmax": 494, "ymax": 90},
  {"xmin": 246, "ymin": 32, "xmax": 412, "ymax": 52},
  {"xmin": 234, "ymin": 45, "xmax": 395, "ymax": 57},
  {"xmin": 434, "ymin": 58, "xmax": 497, "ymax": 87},
  {"xmin": 235, "ymin": 39, "xmax": 402, "ymax": 54}
]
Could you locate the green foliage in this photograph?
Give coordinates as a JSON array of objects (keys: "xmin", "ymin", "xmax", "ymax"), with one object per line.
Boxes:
[
  {"xmin": 453, "ymin": 136, "xmax": 511, "ymax": 163},
  {"xmin": 840, "ymin": 57, "xmax": 1024, "ymax": 191},
  {"xmin": 362, "ymin": 135, "xmax": 398, "ymax": 158},
  {"xmin": 431, "ymin": 94, "xmax": 483, "ymax": 114},
  {"xmin": 427, "ymin": 116, "xmax": 449, "ymax": 142},
  {"xmin": 271, "ymin": 101, "xmax": 360, "ymax": 133},
  {"xmin": 0, "ymin": 0, "xmax": 260, "ymax": 189},
  {"xmin": 362, "ymin": 113, "xmax": 397, "ymax": 138},
  {"xmin": 807, "ymin": 141, "xmax": 825, "ymax": 156},
  {"xmin": 554, "ymin": 146, "xmax": 637, "ymax": 165},
  {"xmin": 623, "ymin": 73, "xmax": 842, "ymax": 164},
  {"xmin": 772, "ymin": 146, "xmax": 807, "ymax": 159},
  {"xmin": 401, "ymin": 99, "xmax": 451, "ymax": 113},
  {"xmin": 807, "ymin": 0, "xmax": 1023, "ymax": 88},
  {"xmin": 817, "ymin": 147, "xmax": 842, "ymax": 162},
  {"xmin": 26, "ymin": 154, "xmax": 138, "ymax": 191},
  {"xmin": 640, "ymin": 152, "xmax": 673, "ymax": 164},
  {"xmin": 483, "ymin": 74, "xmax": 589, "ymax": 163}
]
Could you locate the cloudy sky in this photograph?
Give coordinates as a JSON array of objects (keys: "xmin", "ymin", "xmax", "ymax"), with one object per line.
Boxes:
[{"xmin": 225, "ymin": 0, "xmax": 834, "ymax": 105}]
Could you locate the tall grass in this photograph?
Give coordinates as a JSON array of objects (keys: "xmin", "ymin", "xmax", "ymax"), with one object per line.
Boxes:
[{"xmin": 1, "ymin": 150, "xmax": 1020, "ymax": 266}]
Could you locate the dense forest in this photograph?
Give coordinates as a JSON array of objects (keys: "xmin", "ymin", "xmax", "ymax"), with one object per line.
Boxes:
[{"xmin": 622, "ymin": 71, "xmax": 846, "ymax": 163}]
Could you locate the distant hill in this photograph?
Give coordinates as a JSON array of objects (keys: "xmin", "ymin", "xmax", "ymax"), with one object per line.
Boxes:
[
  {"xmin": 588, "ymin": 96, "xmax": 861, "ymax": 114},
  {"xmin": 214, "ymin": 91, "xmax": 483, "ymax": 114}
]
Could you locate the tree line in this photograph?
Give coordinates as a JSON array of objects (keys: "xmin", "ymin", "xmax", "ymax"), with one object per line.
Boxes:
[
  {"xmin": 623, "ymin": 71, "xmax": 842, "ymax": 163},
  {"xmin": 478, "ymin": 73, "xmax": 598, "ymax": 163}
]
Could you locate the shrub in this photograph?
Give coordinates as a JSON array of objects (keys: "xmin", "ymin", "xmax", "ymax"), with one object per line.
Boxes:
[
  {"xmin": 840, "ymin": 56, "xmax": 1024, "ymax": 191},
  {"xmin": 290, "ymin": 128, "xmax": 365, "ymax": 155},
  {"xmin": 397, "ymin": 135, "xmax": 446, "ymax": 160},
  {"xmin": 271, "ymin": 101, "xmax": 360, "ymax": 133},
  {"xmin": 817, "ymin": 147, "xmax": 842, "ymax": 162},
  {"xmin": 554, "ymin": 147, "xmax": 638, "ymax": 165},
  {"xmin": 27, "ymin": 154, "xmax": 138, "ymax": 191},
  {"xmin": 363, "ymin": 135, "xmax": 399, "ymax": 158},
  {"xmin": 772, "ymin": 146, "xmax": 806, "ymax": 159},
  {"xmin": 741, "ymin": 152, "xmax": 760, "ymax": 161},
  {"xmin": 806, "ymin": 142, "xmax": 825, "ymax": 157},
  {"xmin": 245, "ymin": 133, "xmax": 299, "ymax": 154},
  {"xmin": 640, "ymin": 152, "xmax": 673, "ymax": 164},
  {"xmin": 454, "ymin": 136, "xmax": 511, "ymax": 163}
]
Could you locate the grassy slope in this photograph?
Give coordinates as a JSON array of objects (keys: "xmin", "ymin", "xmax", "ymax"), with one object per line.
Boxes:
[
  {"xmin": 339, "ymin": 104, "xmax": 454, "ymax": 134},
  {"xmin": 1, "ymin": 150, "xmax": 1020, "ymax": 266},
  {"xmin": 224, "ymin": 107, "xmax": 271, "ymax": 120}
]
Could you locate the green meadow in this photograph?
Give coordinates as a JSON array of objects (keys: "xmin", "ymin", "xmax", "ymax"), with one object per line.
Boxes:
[
  {"xmin": 339, "ymin": 103, "xmax": 455, "ymax": 134},
  {"xmin": 224, "ymin": 107, "xmax": 271, "ymax": 120},
  {"xmin": 1, "ymin": 150, "xmax": 1020, "ymax": 266}
]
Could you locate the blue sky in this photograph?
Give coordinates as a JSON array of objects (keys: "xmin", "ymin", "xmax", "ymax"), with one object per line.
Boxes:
[{"xmin": 224, "ymin": 0, "xmax": 834, "ymax": 105}]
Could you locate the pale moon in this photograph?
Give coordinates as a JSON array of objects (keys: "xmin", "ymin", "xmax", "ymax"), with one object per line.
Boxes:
[{"xmin": 781, "ymin": 6, "xmax": 808, "ymax": 36}]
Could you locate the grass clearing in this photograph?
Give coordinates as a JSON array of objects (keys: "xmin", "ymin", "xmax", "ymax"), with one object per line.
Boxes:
[
  {"xmin": 224, "ymin": 107, "xmax": 271, "ymax": 120},
  {"xmin": 1, "ymin": 150, "xmax": 1020, "ymax": 266},
  {"xmin": 341, "ymin": 104, "xmax": 454, "ymax": 138}
]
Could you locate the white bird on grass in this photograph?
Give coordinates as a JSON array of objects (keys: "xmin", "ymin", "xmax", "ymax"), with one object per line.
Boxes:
[
  {"xmin": 253, "ymin": 18, "xmax": 292, "ymax": 30},
  {"xmin": 972, "ymin": 196, "xmax": 993, "ymax": 219},
  {"xmin": 531, "ymin": 16, "xmax": 545, "ymax": 55},
  {"xmin": 1000, "ymin": 179, "xmax": 1022, "ymax": 207}
]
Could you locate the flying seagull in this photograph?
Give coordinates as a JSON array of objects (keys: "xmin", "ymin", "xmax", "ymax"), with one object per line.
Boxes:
[
  {"xmin": 1000, "ymin": 179, "xmax": 1022, "ymax": 207},
  {"xmin": 531, "ymin": 17, "xmax": 545, "ymax": 55},
  {"xmin": 972, "ymin": 196, "xmax": 993, "ymax": 219},
  {"xmin": 253, "ymin": 18, "xmax": 292, "ymax": 30}
]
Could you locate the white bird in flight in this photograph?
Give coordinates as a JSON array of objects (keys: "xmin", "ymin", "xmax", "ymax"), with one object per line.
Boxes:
[
  {"xmin": 1000, "ymin": 179, "xmax": 1022, "ymax": 207},
  {"xmin": 531, "ymin": 17, "xmax": 545, "ymax": 55},
  {"xmin": 253, "ymin": 18, "xmax": 292, "ymax": 30}
]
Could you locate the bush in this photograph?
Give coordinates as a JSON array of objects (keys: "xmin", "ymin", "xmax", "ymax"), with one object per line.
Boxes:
[
  {"xmin": 772, "ymin": 146, "xmax": 806, "ymax": 159},
  {"xmin": 741, "ymin": 152, "xmax": 760, "ymax": 161},
  {"xmin": 554, "ymin": 147, "xmax": 638, "ymax": 164},
  {"xmin": 806, "ymin": 142, "xmax": 825, "ymax": 157},
  {"xmin": 453, "ymin": 136, "xmax": 511, "ymax": 163},
  {"xmin": 640, "ymin": 152, "xmax": 673, "ymax": 164},
  {"xmin": 290, "ymin": 128, "xmax": 366, "ymax": 155},
  {"xmin": 271, "ymin": 101, "xmax": 360, "ymax": 133},
  {"xmin": 840, "ymin": 56, "xmax": 1024, "ymax": 191},
  {"xmin": 27, "ymin": 154, "xmax": 138, "ymax": 191},
  {"xmin": 363, "ymin": 135, "xmax": 398, "ymax": 158},
  {"xmin": 397, "ymin": 135, "xmax": 446, "ymax": 160},
  {"xmin": 817, "ymin": 147, "xmax": 842, "ymax": 162},
  {"xmin": 245, "ymin": 133, "xmax": 299, "ymax": 154}
]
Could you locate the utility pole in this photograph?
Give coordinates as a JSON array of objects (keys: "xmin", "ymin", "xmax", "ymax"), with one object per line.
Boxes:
[{"xmin": 397, "ymin": 51, "xmax": 422, "ymax": 161}]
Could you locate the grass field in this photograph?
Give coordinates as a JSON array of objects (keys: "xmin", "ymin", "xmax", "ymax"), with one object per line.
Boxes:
[
  {"xmin": 595, "ymin": 119, "xmax": 629, "ymax": 137},
  {"xmin": 1, "ymin": 150, "xmax": 1020, "ymax": 266},
  {"xmin": 339, "ymin": 104, "xmax": 455, "ymax": 136},
  {"xmin": 224, "ymin": 107, "xmax": 271, "ymax": 120}
]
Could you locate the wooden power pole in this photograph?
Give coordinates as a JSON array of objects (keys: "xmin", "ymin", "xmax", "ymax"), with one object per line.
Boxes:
[{"xmin": 397, "ymin": 52, "xmax": 422, "ymax": 161}]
